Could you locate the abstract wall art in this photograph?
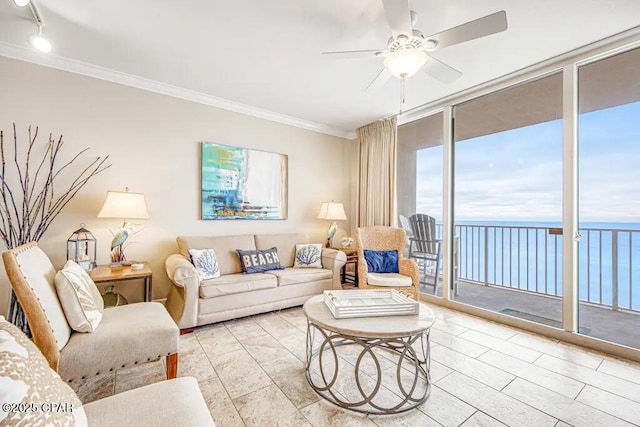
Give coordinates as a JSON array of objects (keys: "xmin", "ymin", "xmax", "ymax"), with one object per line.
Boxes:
[{"xmin": 201, "ymin": 142, "xmax": 288, "ymax": 220}]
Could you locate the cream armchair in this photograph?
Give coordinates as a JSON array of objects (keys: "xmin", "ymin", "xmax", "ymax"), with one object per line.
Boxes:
[
  {"xmin": 356, "ymin": 226, "xmax": 420, "ymax": 300},
  {"xmin": 2, "ymin": 242, "xmax": 179, "ymax": 384}
]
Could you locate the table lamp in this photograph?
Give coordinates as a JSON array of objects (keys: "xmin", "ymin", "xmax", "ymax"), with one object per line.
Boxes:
[
  {"xmin": 97, "ymin": 187, "xmax": 149, "ymax": 267},
  {"xmin": 317, "ymin": 202, "xmax": 347, "ymax": 248}
]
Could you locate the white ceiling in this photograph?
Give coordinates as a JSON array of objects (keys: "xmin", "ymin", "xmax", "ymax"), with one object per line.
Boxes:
[{"xmin": 1, "ymin": 0, "xmax": 639, "ymax": 138}]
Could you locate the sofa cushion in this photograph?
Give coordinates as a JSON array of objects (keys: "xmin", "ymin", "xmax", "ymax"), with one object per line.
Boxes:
[
  {"xmin": 265, "ymin": 268, "xmax": 332, "ymax": 287},
  {"xmin": 188, "ymin": 249, "xmax": 221, "ymax": 280},
  {"xmin": 255, "ymin": 233, "xmax": 308, "ymax": 267},
  {"xmin": 54, "ymin": 260, "xmax": 104, "ymax": 333},
  {"xmin": 199, "ymin": 273, "xmax": 278, "ymax": 298},
  {"xmin": 367, "ymin": 273, "xmax": 412, "ymax": 287},
  {"xmin": 293, "ymin": 244, "xmax": 323, "ymax": 268},
  {"xmin": 0, "ymin": 316, "xmax": 87, "ymax": 426},
  {"xmin": 237, "ymin": 247, "xmax": 284, "ymax": 274},
  {"xmin": 178, "ymin": 235, "xmax": 256, "ymax": 275}
]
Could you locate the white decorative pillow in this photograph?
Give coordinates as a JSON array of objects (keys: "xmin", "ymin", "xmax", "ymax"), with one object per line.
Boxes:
[
  {"xmin": 294, "ymin": 243, "xmax": 323, "ymax": 268},
  {"xmin": 0, "ymin": 317, "xmax": 88, "ymax": 426},
  {"xmin": 54, "ymin": 260, "xmax": 104, "ymax": 333},
  {"xmin": 189, "ymin": 249, "xmax": 221, "ymax": 280}
]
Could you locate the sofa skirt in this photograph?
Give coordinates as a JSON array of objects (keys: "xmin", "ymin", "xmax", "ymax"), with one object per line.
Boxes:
[{"xmin": 196, "ymin": 279, "xmax": 331, "ymax": 325}]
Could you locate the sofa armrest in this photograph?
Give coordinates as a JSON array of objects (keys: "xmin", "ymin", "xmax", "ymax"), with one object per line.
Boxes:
[
  {"xmin": 399, "ymin": 259, "xmax": 420, "ymax": 287},
  {"xmin": 321, "ymin": 248, "xmax": 347, "ymax": 290},
  {"xmin": 164, "ymin": 254, "xmax": 199, "ymax": 330}
]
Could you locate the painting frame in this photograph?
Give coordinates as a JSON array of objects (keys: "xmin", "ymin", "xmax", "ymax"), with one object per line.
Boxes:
[{"xmin": 201, "ymin": 142, "xmax": 288, "ymax": 220}]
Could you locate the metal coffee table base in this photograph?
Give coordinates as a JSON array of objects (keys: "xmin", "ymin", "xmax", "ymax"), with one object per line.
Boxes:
[{"xmin": 305, "ymin": 321, "xmax": 431, "ymax": 415}]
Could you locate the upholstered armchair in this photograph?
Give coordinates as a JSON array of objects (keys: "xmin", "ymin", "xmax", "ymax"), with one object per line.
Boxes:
[
  {"xmin": 2, "ymin": 242, "xmax": 179, "ymax": 384},
  {"xmin": 355, "ymin": 226, "xmax": 420, "ymax": 300}
]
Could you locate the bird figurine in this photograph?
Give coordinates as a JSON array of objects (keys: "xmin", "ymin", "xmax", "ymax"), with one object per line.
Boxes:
[
  {"xmin": 110, "ymin": 222, "xmax": 135, "ymax": 263},
  {"xmin": 326, "ymin": 221, "xmax": 338, "ymax": 248}
]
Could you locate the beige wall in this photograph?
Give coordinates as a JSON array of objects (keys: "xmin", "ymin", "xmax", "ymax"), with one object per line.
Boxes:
[{"xmin": 0, "ymin": 56, "xmax": 353, "ymax": 313}]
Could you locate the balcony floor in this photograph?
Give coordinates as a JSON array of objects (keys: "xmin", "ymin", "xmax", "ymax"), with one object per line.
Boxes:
[{"xmin": 422, "ymin": 279, "xmax": 640, "ymax": 350}]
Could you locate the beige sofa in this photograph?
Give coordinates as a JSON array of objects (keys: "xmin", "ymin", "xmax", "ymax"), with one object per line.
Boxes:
[{"xmin": 165, "ymin": 233, "xmax": 347, "ymax": 330}]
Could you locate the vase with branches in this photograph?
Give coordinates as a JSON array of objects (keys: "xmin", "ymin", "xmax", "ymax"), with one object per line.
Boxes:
[{"xmin": 0, "ymin": 123, "xmax": 110, "ymax": 335}]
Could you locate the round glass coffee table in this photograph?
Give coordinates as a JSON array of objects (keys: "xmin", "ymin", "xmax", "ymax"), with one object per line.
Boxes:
[{"xmin": 303, "ymin": 294, "xmax": 435, "ymax": 415}]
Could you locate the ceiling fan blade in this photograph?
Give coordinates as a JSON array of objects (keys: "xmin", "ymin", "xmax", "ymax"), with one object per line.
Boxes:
[
  {"xmin": 426, "ymin": 10, "xmax": 507, "ymax": 49},
  {"xmin": 381, "ymin": 0, "xmax": 413, "ymax": 39},
  {"xmin": 422, "ymin": 55, "xmax": 462, "ymax": 84},
  {"xmin": 365, "ymin": 68, "xmax": 392, "ymax": 92},
  {"xmin": 322, "ymin": 49, "xmax": 387, "ymax": 59}
]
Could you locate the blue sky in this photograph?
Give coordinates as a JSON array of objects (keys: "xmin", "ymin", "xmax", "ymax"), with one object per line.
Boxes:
[{"xmin": 416, "ymin": 101, "xmax": 640, "ymax": 223}]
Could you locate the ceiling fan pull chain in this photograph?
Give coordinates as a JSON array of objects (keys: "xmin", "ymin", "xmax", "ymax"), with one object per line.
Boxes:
[{"xmin": 400, "ymin": 77, "xmax": 406, "ymax": 114}]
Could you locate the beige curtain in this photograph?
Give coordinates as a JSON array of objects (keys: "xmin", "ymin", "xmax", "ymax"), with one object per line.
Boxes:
[{"xmin": 356, "ymin": 116, "xmax": 397, "ymax": 227}]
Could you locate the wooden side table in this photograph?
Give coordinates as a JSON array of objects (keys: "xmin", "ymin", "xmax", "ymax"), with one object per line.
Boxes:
[
  {"xmin": 335, "ymin": 247, "xmax": 358, "ymax": 286},
  {"xmin": 89, "ymin": 262, "xmax": 153, "ymax": 302}
]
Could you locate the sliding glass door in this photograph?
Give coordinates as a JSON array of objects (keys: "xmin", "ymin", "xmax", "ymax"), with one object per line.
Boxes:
[
  {"xmin": 577, "ymin": 46, "xmax": 640, "ymax": 349},
  {"xmin": 398, "ymin": 112, "xmax": 444, "ymax": 296},
  {"xmin": 396, "ymin": 39, "xmax": 640, "ymax": 356},
  {"xmin": 451, "ymin": 72, "xmax": 565, "ymax": 327}
]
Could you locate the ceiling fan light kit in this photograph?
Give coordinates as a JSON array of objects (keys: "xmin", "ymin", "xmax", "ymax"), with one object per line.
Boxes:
[{"xmin": 384, "ymin": 48, "xmax": 427, "ymax": 78}]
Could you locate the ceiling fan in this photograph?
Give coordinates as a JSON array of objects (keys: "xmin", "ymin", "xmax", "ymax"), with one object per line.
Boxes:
[{"xmin": 323, "ymin": 1, "xmax": 508, "ymax": 92}]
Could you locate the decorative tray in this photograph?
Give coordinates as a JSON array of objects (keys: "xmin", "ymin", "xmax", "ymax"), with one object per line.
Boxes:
[{"xmin": 323, "ymin": 289, "xmax": 418, "ymax": 319}]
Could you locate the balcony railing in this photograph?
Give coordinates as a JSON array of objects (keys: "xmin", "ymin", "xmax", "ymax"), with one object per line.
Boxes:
[{"xmin": 434, "ymin": 223, "xmax": 640, "ymax": 313}]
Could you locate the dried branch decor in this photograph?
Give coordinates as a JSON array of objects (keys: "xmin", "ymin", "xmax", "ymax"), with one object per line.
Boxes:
[{"xmin": 1, "ymin": 123, "xmax": 111, "ymax": 333}]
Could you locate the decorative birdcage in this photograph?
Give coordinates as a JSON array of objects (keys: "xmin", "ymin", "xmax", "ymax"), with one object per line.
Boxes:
[{"xmin": 67, "ymin": 224, "xmax": 97, "ymax": 270}]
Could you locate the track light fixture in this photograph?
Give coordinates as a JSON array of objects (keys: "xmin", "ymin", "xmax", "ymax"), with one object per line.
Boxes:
[
  {"xmin": 24, "ymin": 1, "xmax": 52, "ymax": 53},
  {"xmin": 30, "ymin": 27, "xmax": 51, "ymax": 53}
]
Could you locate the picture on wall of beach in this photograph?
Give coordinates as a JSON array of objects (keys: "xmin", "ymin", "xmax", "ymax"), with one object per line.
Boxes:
[{"xmin": 201, "ymin": 142, "xmax": 288, "ymax": 220}]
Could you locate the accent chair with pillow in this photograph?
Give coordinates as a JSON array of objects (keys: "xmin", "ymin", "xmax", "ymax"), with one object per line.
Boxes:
[
  {"xmin": 2, "ymin": 242, "xmax": 180, "ymax": 385},
  {"xmin": 355, "ymin": 226, "xmax": 420, "ymax": 299}
]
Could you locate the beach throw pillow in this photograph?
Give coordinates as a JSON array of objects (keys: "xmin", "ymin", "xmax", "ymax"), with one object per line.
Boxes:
[
  {"xmin": 364, "ymin": 249, "xmax": 399, "ymax": 273},
  {"xmin": 293, "ymin": 243, "xmax": 323, "ymax": 268},
  {"xmin": 0, "ymin": 317, "xmax": 88, "ymax": 426},
  {"xmin": 188, "ymin": 248, "xmax": 221, "ymax": 280},
  {"xmin": 54, "ymin": 260, "xmax": 104, "ymax": 333},
  {"xmin": 237, "ymin": 247, "xmax": 284, "ymax": 274}
]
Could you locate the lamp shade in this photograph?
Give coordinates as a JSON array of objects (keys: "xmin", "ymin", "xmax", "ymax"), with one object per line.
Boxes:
[
  {"xmin": 317, "ymin": 202, "xmax": 347, "ymax": 221},
  {"xmin": 97, "ymin": 190, "xmax": 149, "ymax": 219},
  {"xmin": 384, "ymin": 48, "xmax": 427, "ymax": 78}
]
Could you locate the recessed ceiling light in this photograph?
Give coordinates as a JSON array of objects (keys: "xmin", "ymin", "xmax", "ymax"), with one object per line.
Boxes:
[
  {"xmin": 13, "ymin": 0, "xmax": 30, "ymax": 6},
  {"xmin": 30, "ymin": 34, "xmax": 51, "ymax": 53}
]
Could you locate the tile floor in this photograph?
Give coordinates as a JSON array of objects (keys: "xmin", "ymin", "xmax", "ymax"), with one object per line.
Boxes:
[{"xmin": 73, "ymin": 303, "xmax": 640, "ymax": 426}]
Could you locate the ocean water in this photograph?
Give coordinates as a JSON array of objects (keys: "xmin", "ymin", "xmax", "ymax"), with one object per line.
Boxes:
[{"xmin": 439, "ymin": 221, "xmax": 640, "ymax": 311}]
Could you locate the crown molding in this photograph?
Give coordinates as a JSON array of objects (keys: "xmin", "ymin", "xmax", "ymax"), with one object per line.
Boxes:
[{"xmin": 0, "ymin": 42, "xmax": 355, "ymax": 140}]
